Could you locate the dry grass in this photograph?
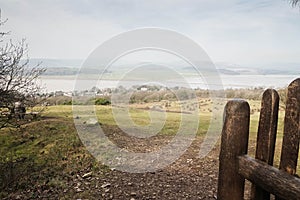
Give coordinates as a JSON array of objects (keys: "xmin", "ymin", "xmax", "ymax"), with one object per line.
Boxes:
[{"xmin": 0, "ymin": 98, "xmax": 299, "ymax": 198}]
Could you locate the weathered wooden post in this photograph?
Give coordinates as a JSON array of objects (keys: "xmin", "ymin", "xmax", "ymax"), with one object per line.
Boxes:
[
  {"xmin": 277, "ymin": 78, "xmax": 300, "ymax": 200},
  {"xmin": 217, "ymin": 100, "xmax": 250, "ymax": 200},
  {"xmin": 251, "ymin": 89, "xmax": 279, "ymax": 200}
]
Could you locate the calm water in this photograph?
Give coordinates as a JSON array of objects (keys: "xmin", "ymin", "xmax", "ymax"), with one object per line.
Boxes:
[{"xmin": 40, "ymin": 74, "xmax": 299, "ymax": 92}]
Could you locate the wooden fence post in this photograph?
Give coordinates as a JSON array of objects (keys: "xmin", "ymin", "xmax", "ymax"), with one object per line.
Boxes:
[
  {"xmin": 277, "ymin": 78, "xmax": 300, "ymax": 200},
  {"xmin": 251, "ymin": 89, "xmax": 279, "ymax": 200},
  {"xmin": 217, "ymin": 100, "xmax": 250, "ymax": 200}
]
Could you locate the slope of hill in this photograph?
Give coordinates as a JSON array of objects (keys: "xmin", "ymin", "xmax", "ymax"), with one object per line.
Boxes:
[{"xmin": 27, "ymin": 58, "xmax": 300, "ymax": 76}]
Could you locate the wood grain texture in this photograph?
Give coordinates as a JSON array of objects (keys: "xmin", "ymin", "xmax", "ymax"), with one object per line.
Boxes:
[
  {"xmin": 239, "ymin": 155, "xmax": 300, "ymax": 200},
  {"xmin": 217, "ymin": 100, "xmax": 250, "ymax": 200},
  {"xmin": 277, "ymin": 78, "xmax": 300, "ymax": 200},
  {"xmin": 251, "ymin": 89, "xmax": 279, "ymax": 200},
  {"xmin": 279, "ymin": 78, "xmax": 300, "ymax": 174}
]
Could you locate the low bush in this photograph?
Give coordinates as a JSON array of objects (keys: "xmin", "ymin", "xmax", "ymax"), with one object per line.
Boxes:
[{"xmin": 95, "ymin": 98, "xmax": 111, "ymax": 105}]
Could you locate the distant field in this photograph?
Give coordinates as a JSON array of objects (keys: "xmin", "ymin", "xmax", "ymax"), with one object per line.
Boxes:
[{"xmin": 43, "ymin": 98, "xmax": 285, "ymax": 135}]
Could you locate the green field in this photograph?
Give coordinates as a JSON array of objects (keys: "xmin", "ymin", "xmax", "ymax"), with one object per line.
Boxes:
[{"xmin": 0, "ymin": 101, "xmax": 298, "ymax": 198}]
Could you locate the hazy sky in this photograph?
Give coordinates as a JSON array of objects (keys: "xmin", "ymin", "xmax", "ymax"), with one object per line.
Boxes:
[{"xmin": 1, "ymin": 0, "xmax": 300, "ymax": 67}]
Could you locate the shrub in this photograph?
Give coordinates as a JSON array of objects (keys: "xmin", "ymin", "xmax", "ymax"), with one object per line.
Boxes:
[
  {"xmin": 95, "ymin": 98, "xmax": 111, "ymax": 105},
  {"xmin": 63, "ymin": 100, "xmax": 72, "ymax": 105}
]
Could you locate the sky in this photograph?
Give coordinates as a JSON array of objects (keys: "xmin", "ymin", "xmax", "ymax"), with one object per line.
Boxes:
[{"xmin": 1, "ymin": 0, "xmax": 300, "ymax": 68}]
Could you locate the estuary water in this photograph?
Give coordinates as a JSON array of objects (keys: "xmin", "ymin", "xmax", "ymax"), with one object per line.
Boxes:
[{"xmin": 39, "ymin": 74, "xmax": 299, "ymax": 93}]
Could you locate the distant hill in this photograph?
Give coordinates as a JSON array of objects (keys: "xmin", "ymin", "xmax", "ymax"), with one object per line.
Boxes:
[
  {"xmin": 28, "ymin": 58, "xmax": 84, "ymax": 76},
  {"xmin": 28, "ymin": 58, "xmax": 83, "ymax": 68},
  {"xmin": 27, "ymin": 58, "xmax": 300, "ymax": 76},
  {"xmin": 215, "ymin": 62, "xmax": 300, "ymax": 75}
]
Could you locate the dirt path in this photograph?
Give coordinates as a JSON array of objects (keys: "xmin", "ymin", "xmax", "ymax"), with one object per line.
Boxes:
[
  {"xmin": 72, "ymin": 125, "xmax": 221, "ymax": 199},
  {"xmin": 71, "ymin": 123, "xmax": 254, "ymax": 199}
]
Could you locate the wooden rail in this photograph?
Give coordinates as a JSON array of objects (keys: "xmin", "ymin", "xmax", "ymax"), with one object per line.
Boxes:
[{"xmin": 239, "ymin": 155, "xmax": 300, "ymax": 200}]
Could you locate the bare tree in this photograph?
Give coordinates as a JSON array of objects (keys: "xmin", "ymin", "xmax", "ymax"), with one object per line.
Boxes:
[
  {"xmin": 0, "ymin": 11, "xmax": 45, "ymax": 127},
  {"xmin": 291, "ymin": 0, "xmax": 300, "ymax": 7}
]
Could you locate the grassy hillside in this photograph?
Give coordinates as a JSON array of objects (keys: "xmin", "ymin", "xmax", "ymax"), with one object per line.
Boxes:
[{"xmin": 0, "ymin": 101, "xmax": 298, "ymax": 199}]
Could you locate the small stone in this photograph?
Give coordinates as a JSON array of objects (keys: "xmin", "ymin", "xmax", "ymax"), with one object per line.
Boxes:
[
  {"xmin": 86, "ymin": 118, "xmax": 99, "ymax": 125},
  {"xmin": 82, "ymin": 171, "xmax": 92, "ymax": 178},
  {"xmin": 76, "ymin": 174, "xmax": 83, "ymax": 180},
  {"xmin": 101, "ymin": 183, "xmax": 111, "ymax": 188},
  {"xmin": 76, "ymin": 188, "xmax": 83, "ymax": 193},
  {"xmin": 130, "ymin": 192, "xmax": 137, "ymax": 196}
]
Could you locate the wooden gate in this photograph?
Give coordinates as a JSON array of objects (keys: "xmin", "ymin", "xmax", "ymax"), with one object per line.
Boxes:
[{"xmin": 217, "ymin": 78, "xmax": 300, "ymax": 200}]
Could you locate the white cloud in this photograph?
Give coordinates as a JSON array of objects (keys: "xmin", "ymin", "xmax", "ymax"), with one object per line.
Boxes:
[
  {"xmin": 1, "ymin": 0, "xmax": 123, "ymax": 58},
  {"xmin": 0, "ymin": 0, "xmax": 300, "ymax": 66}
]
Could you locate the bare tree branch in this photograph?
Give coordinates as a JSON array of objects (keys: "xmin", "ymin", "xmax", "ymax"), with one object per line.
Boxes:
[
  {"xmin": 290, "ymin": 0, "xmax": 300, "ymax": 7},
  {"xmin": 0, "ymin": 11, "xmax": 46, "ymax": 128},
  {"xmin": 0, "ymin": 9, "xmax": 9, "ymax": 41}
]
